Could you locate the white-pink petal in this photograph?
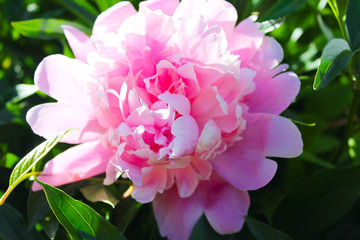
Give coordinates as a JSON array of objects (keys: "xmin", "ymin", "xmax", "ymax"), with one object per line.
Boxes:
[
  {"xmin": 62, "ymin": 25, "xmax": 95, "ymax": 63},
  {"xmin": 32, "ymin": 141, "xmax": 112, "ymax": 191},
  {"xmin": 92, "ymin": 1, "xmax": 137, "ymax": 36},
  {"xmin": 26, "ymin": 103, "xmax": 104, "ymax": 144}
]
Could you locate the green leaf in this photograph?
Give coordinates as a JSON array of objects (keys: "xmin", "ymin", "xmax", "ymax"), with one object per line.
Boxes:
[
  {"xmin": 258, "ymin": 0, "xmax": 308, "ymax": 21},
  {"xmin": 36, "ymin": 178, "xmax": 127, "ymax": 240},
  {"xmin": 189, "ymin": 215, "xmax": 233, "ymax": 240},
  {"xmin": 349, "ymin": 49, "xmax": 360, "ymax": 77},
  {"xmin": 0, "ymin": 203, "xmax": 42, "ymax": 240},
  {"xmin": 273, "ymin": 166, "xmax": 360, "ymax": 236},
  {"xmin": 11, "ymin": 18, "xmax": 91, "ymax": 40},
  {"xmin": 246, "ymin": 217, "xmax": 293, "ymax": 240},
  {"xmin": 347, "ymin": 0, "xmax": 360, "ymax": 50},
  {"xmin": 0, "ymin": 129, "xmax": 73, "ymax": 205},
  {"xmin": 112, "ymin": 197, "xmax": 142, "ymax": 232},
  {"xmin": 52, "ymin": 0, "xmax": 98, "ymax": 27},
  {"xmin": 95, "ymin": 0, "xmax": 121, "ymax": 12},
  {"xmin": 314, "ymin": 38, "xmax": 352, "ymax": 90}
]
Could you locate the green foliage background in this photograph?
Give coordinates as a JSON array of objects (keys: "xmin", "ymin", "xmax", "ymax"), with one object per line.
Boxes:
[{"xmin": 1, "ymin": 0, "xmax": 360, "ymax": 239}]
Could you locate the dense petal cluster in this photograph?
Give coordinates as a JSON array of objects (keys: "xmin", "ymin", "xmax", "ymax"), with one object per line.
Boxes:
[{"xmin": 27, "ymin": 0, "xmax": 303, "ymax": 239}]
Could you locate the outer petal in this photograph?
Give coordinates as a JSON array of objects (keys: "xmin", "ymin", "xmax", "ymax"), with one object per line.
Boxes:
[
  {"xmin": 139, "ymin": 0, "xmax": 179, "ymax": 16},
  {"xmin": 245, "ymin": 36, "xmax": 284, "ymax": 72},
  {"xmin": 245, "ymin": 71, "xmax": 301, "ymax": 115},
  {"xmin": 62, "ymin": 25, "xmax": 95, "ymax": 63},
  {"xmin": 212, "ymin": 145, "xmax": 278, "ymax": 190},
  {"xmin": 93, "ymin": 1, "xmax": 137, "ymax": 36},
  {"xmin": 153, "ymin": 186, "xmax": 203, "ymax": 240},
  {"xmin": 244, "ymin": 113, "xmax": 303, "ymax": 158},
  {"xmin": 212, "ymin": 113, "xmax": 302, "ymax": 190},
  {"xmin": 35, "ymin": 54, "xmax": 94, "ymax": 107},
  {"xmin": 26, "ymin": 103, "xmax": 104, "ymax": 144},
  {"xmin": 203, "ymin": 175, "xmax": 250, "ymax": 234},
  {"xmin": 32, "ymin": 141, "xmax": 113, "ymax": 191}
]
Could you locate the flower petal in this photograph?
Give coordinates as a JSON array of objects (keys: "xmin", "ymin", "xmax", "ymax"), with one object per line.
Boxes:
[
  {"xmin": 139, "ymin": 0, "xmax": 179, "ymax": 16},
  {"xmin": 203, "ymin": 175, "xmax": 250, "ymax": 234},
  {"xmin": 170, "ymin": 116, "xmax": 199, "ymax": 158},
  {"xmin": 26, "ymin": 103, "xmax": 104, "ymax": 144},
  {"xmin": 62, "ymin": 25, "xmax": 95, "ymax": 63},
  {"xmin": 153, "ymin": 186, "xmax": 203, "ymax": 240},
  {"xmin": 92, "ymin": 1, "xmax": 137, "ymax": 35},
  {"xmin": 158, "ymin": 93, "xmax": 191, "ymax": 116},
  {"xmin": 34, "ymin": 54, "xmax": 94, "ymax": 107},
  {"xmin": 32, "ymin": 141, "xmax": 113, "ymax": 191},
  {"xmin": 175, "ymin": 165, "xmax": 198, "ymax": 198},
  {"xmin": 245, "ymin": 71, "xmax": 301, "ymax": 115}
]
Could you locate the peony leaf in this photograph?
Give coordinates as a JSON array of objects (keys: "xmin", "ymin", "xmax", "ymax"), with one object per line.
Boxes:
[
  {"xmin": 313, "ymin": 38, "xmax": 352, "ymax": 90},
  {"xmin": 35, "ymin": 178, "xmax": 127, "ymax": 240},
  {"xmin": 273, "ymin": 165, "xmax": 360, "ymax": 236},
  {"xmin": 0, "ymin": 129, "xmax": 73, "ymax": 205},
  {"xmin": 11, "ymin": 18, "xmax": 91, "ymax": 40},
  {"xmin": 0, "ymin": 204, "xmax": 43, "ymax": 240},
  {"xmin": 246, "ymin": 217, "xmax": 293, "ymax": 240},
  {"xmin": 95, "ymin": 0, "xmax": 121, "ymax": 12},
  {"xmin": 346, "ymin": 0, "xmax": 360, "ymax": 50},
  {"xmin": 51, "ymin": 0, "xmax": 98, "ymax": 26},
  {"xmin": 112, "ymin": 196, "xmax": 142, "ymax": 232},
  {"xmin": 258, "ymin": 0, "xmax": 308, "ymax": 21}
]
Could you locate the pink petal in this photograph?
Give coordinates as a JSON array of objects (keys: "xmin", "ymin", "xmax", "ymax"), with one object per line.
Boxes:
[
  {"xmin": 246, "ymin": 36, "xmax": 284, "ymax": 72},
  {"xmin": 202, "ymin": 175, "xmax": 250, "ymax": 234},
  {"xmin": 245, "ymin": 71, "xmax": 301, "ymax": 115},
  {"xmin": 175, "ymin": 165, "xmax": 198, "ymax": 198},
  {"xmin": 170, "ymin": 116, "xmax": 199, "ymax": 158},
  {"xmin": 132, "ymin": 166, "xmax": 168, "ymax": 203},
  {"xmin": 174, "ymin": 0, "xmax": 237, "ymax": 36},
  {"xmin": 139, "ymin": 0, "xmax": 179, "ymax": 16},
  {"xmin": 245, "ymin": 113, "xmax": 303, "ymax": 158},
  {"xmin": 62, "ymin": 25, "xmax": 95, "ymax": 63},
  {"xmin": 153, "ymin": 186, "xmax": 203, "ymax": 240},
  {"xmin": 32, "ymin": 141, "xmax": 113, "ymax": 191},
  {"xmin": 26, "ymin": 103, "xmax": 104, "ymax": 144},
  {"xmin": 228, "ymin": 17, "xmax": 264, "ymax": 62},
  {"xmin": 212, "ymin": 144, "xmax": 278, "ymax": 190},
  {"xmin": 34, "ymin": 54, "xmax": 94, "ymax": 107},
  {"xmin": 158, "ymin": 93, "xmax": 190, "ymax": 116},
  {"xmin": 212, "ymin": 113, "xmax": 302, "ymax": 190},
  {"xmin": 93, "ymin": 1, "xmax": 137, "ymax": 36}
]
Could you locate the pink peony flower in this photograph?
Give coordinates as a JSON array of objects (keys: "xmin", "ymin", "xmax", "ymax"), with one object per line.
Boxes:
[{"xmin": 27, "ymin": 0, "xmax": 303, "ymax": 239}]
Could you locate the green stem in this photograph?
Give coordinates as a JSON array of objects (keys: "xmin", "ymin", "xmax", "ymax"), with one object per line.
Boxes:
[{"xmin": 0, "ymin": 171, "xmax": 42, "ymax": 205}]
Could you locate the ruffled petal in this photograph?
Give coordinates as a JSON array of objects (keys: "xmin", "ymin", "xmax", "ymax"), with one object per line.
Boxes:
[
  {"xmin": 93, "ymin": 1, "xmax": 137, "ymax": 36},
  {"xmin": 139, "ymin": 0, "xmax": 179, "ymax": 16},
  {"xmin": 170, "ymin": 116, "xmax": 199, "ymax": 158},
  {"xmin": 174, "ymin": 0, "xmax": 237, "ymax": 36},
  {"xmin": 175, "ymin": 165, "xmax": 198, "ymax": 198},
  {"xmin": 32, "ymin": 141, "xmax": 113, "ymax": 191},
  {"xmin": 153, "ymin": 186, "xmax": 203, "ymax": 240},
  {"xmin": 26, "ymin": 103, "xmax": 104, "ymax": 144},
  {"xmin": 34, "ymin": 54, "xmax": 94, "ymax": 107},
  {"xmin": 62, "ymin": 25, "xmax": 95, "ymax": 63}
]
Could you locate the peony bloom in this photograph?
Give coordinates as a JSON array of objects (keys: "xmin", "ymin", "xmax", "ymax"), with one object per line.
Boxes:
[{"xmin": 28, "ymin": 0, "xmax": 303, "ymax": 239}]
